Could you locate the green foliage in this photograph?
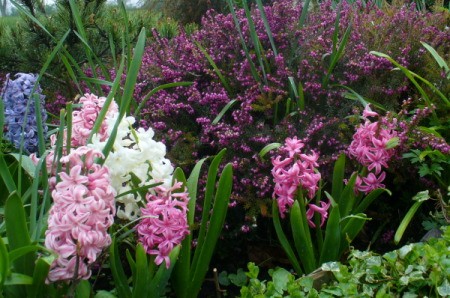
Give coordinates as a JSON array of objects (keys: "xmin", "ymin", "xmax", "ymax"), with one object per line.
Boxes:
[
  {"xmin": 272, "ymin": 154, "xmax": 389, "ymax": 275},
  {"xmin": 171, "ymin": 149, "xmax": 234, "ymax": 298},
  {"xmin": 238, "ymin": 226, "xmax": 450, "ymax": 297}
]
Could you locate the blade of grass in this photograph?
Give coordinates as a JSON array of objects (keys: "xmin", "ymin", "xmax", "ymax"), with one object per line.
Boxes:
[
  {"xmin": 212, "ymin": 99, "xmax": 238, "ymax": 125},
  {"xmin": 134, "ymin": 81, "xmax": 193, "ymax": 118},
  {"xmin": 421, "ymin": 41, "xmax": 449, "ymax": 77},
  {"xmin": 298, "ymin": 0, "xmax": 311, "ymax": 28},
  {"xmin": 255, "ymin": 0, "xmax": 277, "ymax": 56},
  {"xmin": 101, "ymin": 27, "xmax": 146, "ymax": 161},
  {"xmin": 194, "ymin": 41, "xmax": 232, "ymax": 94},
  {"xmin": 243, "ymin": 0, "xmax": 268, "ymax": 85},
  {"xmin": 227, "ymin": 0, "xmax": 263, "ymax": 90}
]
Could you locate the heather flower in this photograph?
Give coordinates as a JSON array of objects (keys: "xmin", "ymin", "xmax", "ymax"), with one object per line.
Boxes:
[
  {"xmin": 45, "ymin": 146, "xmax": 115, "ymax": 282},
  {"xmin": 136, "ymin": 181, "xmax": 189, "ymax": 268},
  {"xmin": 272, "ymin": 137, "xmax": 321, "ymax": 217},
  {"xmin": 1, "ymin": 73, "xmax": 47, "ymax": 153}
]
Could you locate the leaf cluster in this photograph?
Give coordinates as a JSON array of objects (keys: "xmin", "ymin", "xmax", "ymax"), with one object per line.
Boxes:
[{"xmin": 238, "ymin": 226, "xmax": 450, "ymax": 297}]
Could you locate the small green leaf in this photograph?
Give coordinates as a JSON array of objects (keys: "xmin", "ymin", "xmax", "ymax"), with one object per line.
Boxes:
[
  {"xmin": 385, "ymin": 137, "xmax": 399, "ymax": 149},
  {"xmin": 259, "ymin": 143, "xmax": 282, "ymax": 159},
  {"xmin": 437, "ymin": 279, "xmax": 450, "ymax": 296}
]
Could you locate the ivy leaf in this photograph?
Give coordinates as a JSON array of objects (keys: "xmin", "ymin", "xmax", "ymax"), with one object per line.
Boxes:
[{"xmin": 438, "ymin": 279, "xmax": 450, "ymax": 296}]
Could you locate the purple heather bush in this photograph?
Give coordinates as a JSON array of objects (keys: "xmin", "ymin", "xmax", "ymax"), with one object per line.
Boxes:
[{"xmin": 106, "ymin": 0, "xmax": 449, "ymax": 228}]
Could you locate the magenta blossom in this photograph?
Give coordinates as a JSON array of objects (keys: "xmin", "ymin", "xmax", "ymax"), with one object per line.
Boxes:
[
  {"xmin": 306, "ymin": 199, "xmax": 331, "ymax": 228},
  {"xmin": 136, "ymin": 181, "xmax": 190, "ymax": 268},
  {"xmin": 271, "ymin": 137, "xmax": 321, "ymax": 217},
  {"xmin": 348, "ymin": 105, "xmax": 397, "ymax": 194},
  {"xmin": 45, "ymin": 146, "xmax": 116, "ymax": 282}
]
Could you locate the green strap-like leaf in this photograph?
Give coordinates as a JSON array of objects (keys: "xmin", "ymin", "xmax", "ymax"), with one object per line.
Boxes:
[
  {"xmin": 190, "ymin": 149, "xmax": 227, "ymax": 272},
  {"xmin": 149, "ymin": 246, "xmax": 180, "ymax": 297},
  {"xmin": 0, "ymin": 236, "xmax": 9, "ymax": 289},
  {"xmin": 5, "ymin": 192, "xmax": 33, "ymax": 277},
  {"xmin": 272, "ymin": 202, "xmax": 303, "ymax": 275},
  {"xmin": 319, "ymin": 205, "xmax": 341, "ymax": 265},
  {"xmin": 331, "ymin": 154, "xmax": 346, "ymax": 203},
  {"xmin": 109, "ymin": 238, "xmax": 132, "ymax": 298},
  {"xmin": 132, "ymin": 244, "xmax": 150, "ymax": 298},
  {"xmin": 290, "ymin": 200, "xmax": 317, "ymax": 273},
  {"xmin": 189, "ymin": 164, "xmax": 232, "ymax": 298}
]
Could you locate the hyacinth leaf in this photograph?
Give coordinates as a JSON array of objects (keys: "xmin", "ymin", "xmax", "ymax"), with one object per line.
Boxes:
[
  {"xmin": 148, "ymin": 245, "xmax": 180, "ymax": 297},
  {"xmin": 8, "ymin": 156, "xmax": 35, "ymax": 181},
  {"xmin": 189, "ymin": 163, "xmax": 232, "ymax": 298},
  {"xmin": 28, "ymin": 256, "xmax": 54, "ymax": 298},
  {"xmin": 338, "ymin": 172, "xmax": 358, "ymax": 217},
  {"xmin": 194, "ymin": 40, "xmax": 232, "ymax": 94},
  {"xmin": 339, "ymin": 213, "xmax": 370, "ymax": 256},
  {"xmin": 74, "ymin": 280, "xmax": 92, "ymax": 298},
  {"xmin": 298, "ymin": 0, "xmax": 311, "ymax": 29},
  {"xmin": 323, "ymin": 22, "xmax": 352, "ymax": 88},
  {"xmin": 88, "ymin": 55, "xmax": 125, "ymax": 144},
  {"xmin": 186, "ymin": 158, "xmax": 207, "ymax": 225},
  {"xmin": 171, "ymin": 168, "xmax": 191, "ymax": 296},
  {"xmin": 68, "ymin": 0, "xmax": 102, "ymax": 92},
  {"xmin": 335, "ymin": 84, "xmax": 387, "ymax": 111},
  {"xmin": 331, "ymin": 154, "xmax": 346, "ymax": 202},
  {"xmin": 354, "ymin": 188, "xmax": 391, "ymax": 215},
  {"xmin": 259, "ymin": 142, "xmax": 282, "ymax": 160},
  {"xmin": 370, "ymin": 51, "xmax": 437, "ymax": 112},
  {"xmin": 288, "ymin": 77, "xmax": 305, "ymax": 111},
  {"xmin": 191, "ymin": 148, "xmax": 227, "ymax": 270},
  {"xmin": 319, "ymin": 205, "xmax": 341, "ymax": 265},
  {"xmin": 5, "ymin": 192, "xmax": 34, "ymax": 278},
  {"xmin": 227, "ymin": 0, "xmax": 263, "ymax": 89},
  {"xmin": 132, "ymin": 244, "xmax": 150, "ymax": 298},
  {"xmin": 8, "ymin": 245, "xmax": 41, "ymax": 264},
  {"xmin": 243, "ymin": 0, "xmax": 268, "ymax": 85},
  {"xmin": 109, "ymin": 238, "xmax": 132, "ymax": 298},
  {"xmin": 407, "ymin": 71, "xmax": 450, "ymax": 106},
  {"xmin": 0, "ymin": 155, "xmax": 17, "ymax": 193},
  {"xmin": 0, "ymin": 236, "xmax": 9, "ymax": 290},
  {"xmin": 272, "ymin": 202, "xmax": 303, "ymax": 275},
  {"xmin": 30, "ymin": 151, "xmax": 50, "ymax": 241},
  {"xmin": 421, "ymin": 41, "xmax": 450, "ymax": 78},
  {"xmin": 4, "ymin": 273, "xmax": 33, "ymax": 286},
  {"xmin": 394, "ymin": 191, "xmax": 430, "ymax": 245},
  {"xmin": 118, "ymin": 0, "xmax": 132, "ymax": 70},
  {"xmin": 290, "ymin": 200, "xmax": 316, "ymax": 274},
  {"xmin": 102, "ymin": 28, "xmax": 146, "ymax": 161},
  {"xmin": 256, "ymin": 0, "xmax": 278, "ymax": 56},
  {"xmin": 0, "ymin": 95, "xmax": 4, "ymax": 140},
  {"xmin": 212, "ymin": 99, "xmax": 238, "ymax": 125},
  {"xmin": 135, "ymin": 81, "xmax": 193, "ymax": 118}
]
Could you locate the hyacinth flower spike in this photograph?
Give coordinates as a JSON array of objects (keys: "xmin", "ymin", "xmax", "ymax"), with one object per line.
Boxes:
[{"xmin": 1, "ymin": 73, "xmax": 48, "ymax": 153}]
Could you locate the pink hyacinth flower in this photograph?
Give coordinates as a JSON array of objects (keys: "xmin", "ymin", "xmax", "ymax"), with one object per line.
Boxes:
[
  {"xmin": 271, "ymin": 137, "xmax": 321, "ymax": 218},
  {"xmin": 137, "ymin": 181, "xmax": 190, "ymax": 268}
]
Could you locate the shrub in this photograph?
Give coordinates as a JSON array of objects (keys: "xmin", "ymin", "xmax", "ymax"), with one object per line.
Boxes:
[{"xmin": 120, "ymin": 0, "xmax": 450, "ymax": 231}]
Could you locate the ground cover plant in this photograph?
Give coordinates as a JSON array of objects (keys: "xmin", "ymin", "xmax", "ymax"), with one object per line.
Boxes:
[{"xmin": 0, "ymin": 0, "xmax": 449, "ymax": 296}]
